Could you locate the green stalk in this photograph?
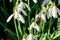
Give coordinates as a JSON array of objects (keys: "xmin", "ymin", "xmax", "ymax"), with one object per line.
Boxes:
[
  {"xmin": 18, "ymin": 21, "xmax": 22, "ymax": 36},
  {"xmin": 28, "ymin": 0, "xmax": 30, "ymax": 6},
  {"xmin": 34, "ymin": 28, "xmax": 36, "ymax": 35},
  {"xmin": 16, "ymin": 0, "xmax": 18, "ymax": 6},
  {"xmin": 13, "ymin": 0, "xmax": 20, "ymax": 40},
  {"xmin": 39, "ymin": 22, "xmax": 41, "ymax": 33},
  {"xmin": 28, "ymin": 13, "xmax": 30, "ymax": 26},
  {"xmin": 42, "ymin": 22, "xmax": 44, "ymax": 33},
  {"xmin": 14, "ymin": 19, "xmax": 19, "ymax": 40},
  {"xmin": 48, "ymin": 17, "xmax": 52, "ymax": 39},
  {"xmin": 29, "ymin": 29, "xmax": 33, "ymax": 34},
  {"xmin": 34, "ymin": 7, "xmax": 38, "ymax": 35},
  {"xmin": 28, "ymin": 0, "xmax": 30, "ymax": 26},
  {"xmin": 20, "ymin": 0, "xmax": 22, "ymax": 2}
]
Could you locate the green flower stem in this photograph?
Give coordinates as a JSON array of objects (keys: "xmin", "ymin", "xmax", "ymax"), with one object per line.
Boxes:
[
  {"xmin": 18, "ymin": 21, "xmax": 22, "ymax": 36},
  {"xmin": 28, "ymin": 0, "xmax": 30, "ymax": 26},
  {"xmin": 28, "ymin": 0, "xmax": 30, "ymax": 6},
  {"xmin": 42, "ymin": 22, "xmax": 44, "ymax": 33},
  {"xmin": 28, "ymin": 13, "xmax": 30, "ymax": 26},
  {"xmin": 34, "ymin": 8, "xmax": 38, "ymax": 35},
  {"xmin": 16, "ymin": 0, "xmax": 18, "ymax": 6},
  {"xmin": 20, "ymin": 0, "xmax": 22, "ymax": 2},
  {"xmin": 39, "ymin": 22, "xmax": 41, "ymax": 33},
  {"xmin": 40, "ymin": 22, "xmax": 43, "ymax": 33},
  {"xmin": 48, "ymin": 17, "xmax": 52, "ymax": 38},
  {"xmin": 29, "ymin": 29, "xmax": 33, "ymax": 34},
  {"xmin": 14, "ymin": 19, "xmax": 19, "ymax": 40},
  {"xmin": 34, "ymin": 28, "xmax": 36, "ymax": 35}
]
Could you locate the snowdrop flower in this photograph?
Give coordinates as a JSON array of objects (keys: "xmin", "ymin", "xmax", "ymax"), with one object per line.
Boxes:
[
  {"xmin": 33, "ymin": 0, "xmax": 37, "ymax": 3},
  {"xmin": 6, "ymin": 11, "xmax": 25, "ymax": 23},
  {"xmin": 47, "ymin": 6, "xmax": 60, "ymax": 19},
  {"xmin": 52, "ymin": 6, "xmax": 58, "ymax": 18},
  {"xmin": 47, "ymin": 8, "xmax": 52, "ymax": 19},
  {"xmin": 42, "ymin": 0, "xmax": 51, "ymax": 6},
  {"xmin": 18, "ymin": 2, "xmax": 31, "ymax": 11},
  {"xmin": 58, "ymin": 0, "xmax": 60, "ymax": 5},
  {"xmin": 52, "ymin": 6, "xmax": 60, "ymax": 18},
  {"xmin": 35, "ymin": 11, "xmax": 46, "ymax": 22},
  {"xmin": 18, "ymin": 2, "xmax": 25, "ymax": 9},
  {"xmin": 26, "ymin": 34, "xmax": 34, "ymax": 40},
  {"xmin": 18, "ymin": 8, "xmax": 27, "ymax": 16},
  {"xmin": 29, "ymin": 22, "xmax": 39, "ymax": 31}
]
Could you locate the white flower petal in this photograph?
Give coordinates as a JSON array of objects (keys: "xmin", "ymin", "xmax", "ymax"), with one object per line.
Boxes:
[
  {"xmin": 57, "ymin": 8, "xmax": 60, "ymax": 15},
  {"xmin": 27, "ymin": 34, "xmax": 34, "ymax": 40},
  {"xmin": 28, "ymin": 22, "xmax": 34, "ymax": 30},
  {"xmin": 17, "ymin": 13, "xmax": 25, "ymax": 23},
  {"xmin": 34, "ymin": 22, "xmax": 39, "ymax": 31},
  {"xmin": 42, "ymin": 0, "xmax": 51, "ymax": 6},
  {"xmin": 41, "ymin": 13, "xmax": 46, "ymax": 22},
  {"xmin": 33, "ymin": 0, "xmax": 37, "ymax": 3},
  {"xmin": 18, "ymin": 2, "xmax": 25, "ymax": 9},
  {"xmin": 20, "ymin": 8, "xmax": 27, "ymax": 16},
  {"xmin": 6, "ymin": 14, "xmax": 14, "ymax": 22},
  {"xmin": 24, "ymin": 3, "xmax": 31, "ymax": 11},
  {"xmin": 52, "ymin": 6, "xmax": 58, "ymax": 18},
  {"xmin": 39, "ymin": 11, "xmax": 46, "ymax": 22},
  {"xmin": 29, "ymin": 22, "xmax": 39, "ymax": 31},
  {"xmin": 47, "ymin": 8, "xmax": 52, "ymax": 19},
  {"xmin": 35, "ymin": 10, "xmax": 46, "ymax": 22},
  {"xmin": 18, "ymin": 7, "xmax": 21, "ymax": 12},
  {"xmin": 35, "ymin": 14, "xmax": 39, "ymax": 22}
]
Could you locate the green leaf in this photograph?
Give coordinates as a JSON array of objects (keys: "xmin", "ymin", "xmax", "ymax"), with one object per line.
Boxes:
[
  {"xmin": 4, "ymin": 28, "xmax": 17, "ymax": 40},
  {"xmin": 57, "ymin": 18, "xmax": 60, "ymax": 31},
  {"xmin": 53, "ymin": 31, "xmax": 60, "ymax": 39},
  {"xmin": 0, "ymin": 21, "xmax": 17, "ymax": 40}
]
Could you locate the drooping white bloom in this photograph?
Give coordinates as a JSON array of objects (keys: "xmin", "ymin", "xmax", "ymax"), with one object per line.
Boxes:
[
  {"xmin": 18, "ymin": 2, "xmax": 31, "ymax": 11},
  {"xmin": 33, "ymin": 0, "xmax": 37, "ymax": 3},
  {"xmin": 47, "ymin": 6, "xmax": 60, "ymax": 19},
  {"xmin": 42, "ymin": 0, "xmax": 51, "ymax": 6},
  {"xmin": 52, "ymin": 6, "xmax": 60, "ymax": 18},
  {"xmin": 47, "ymin": 8, "xmax": 52, "ymax": 19},
  {"xmin": 6, "ymin": 11, "xmax": 25, "ymax": 23},
  {"xmin": 26, "ymin": 34, "xmax": 34, "ymax": 40},
  {"xmin": 18, "ymin": 8, "xmax": 27, "ymax": 16},
  {"xmin": 35, "ymin": 11, "xmax": 46, "ymax": 22},
  {"xmin": 18, "ymin": 2, "xmax": 25, "ymax": 9},
  {"xmin": 52, "ymin": 6, "xmax": 58, "ymax": 18},
  {"xmin": 29, "ymin": 22, "xmax": 39, "ymax": 31},
  {"xmin": 58, "ymin": 0, "xmax": 60, "ymax": 5},
  {"xmin": 40, "ymin": 12, "xmax": 46, "ymax": 22}
]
